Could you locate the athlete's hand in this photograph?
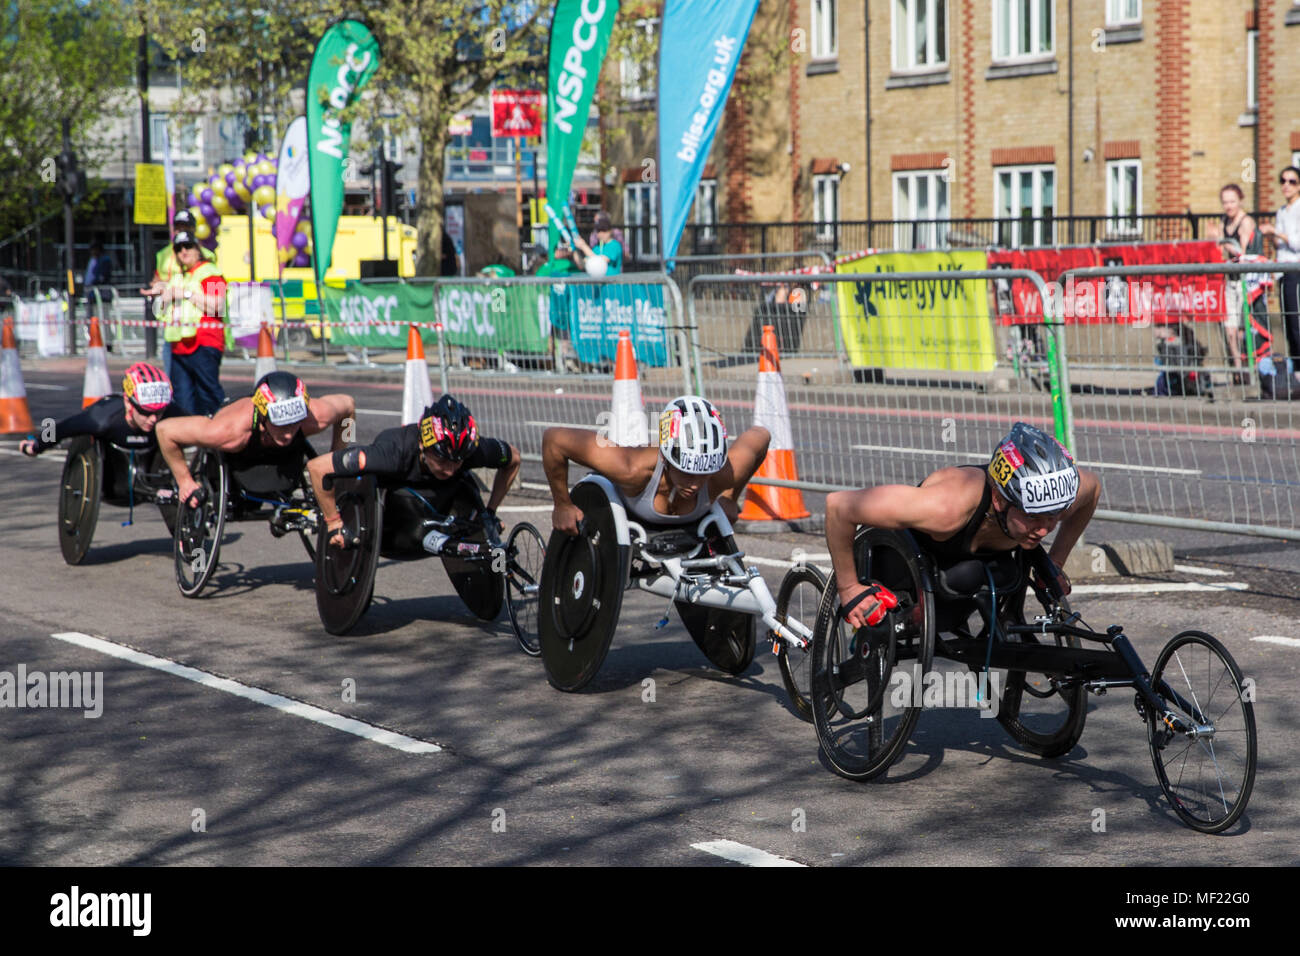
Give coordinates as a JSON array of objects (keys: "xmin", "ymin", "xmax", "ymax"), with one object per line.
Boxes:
[
  {"xmin": 18, "ymin": 438, "xmax": 37, "ymax": 457},
  {"xmin": 481, "ymin": 509, "xmax": 504, "ymax": 540},
  {"xmin": 177, "ymin": 477, "xmax": 202, "ymax": 508},
  {"xmin": 837, "ymin": 581, "xmax": 899, "ymax": 629},
  {"xmin": 1033, "ymin": 558, "xmax": 1072, "ymax": 597},
  {"xmin": 325, "ymin": 515, "xmax": 346, "ymax": 549},
  {"xmin": 553, "ymin": 501, "xmax": 584, "ymax": 536}
]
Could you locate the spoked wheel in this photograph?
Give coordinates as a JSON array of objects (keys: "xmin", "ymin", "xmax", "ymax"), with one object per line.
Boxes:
[
  {"xmin": 58, "ymin": 436, "xmax": 102, "ymax": 565},
  {"xmin": 439, "ymin": 479, "xmax": 504, "ymax": 622},
  {"xmin": 1146, "ymin": 630, "xmax": 1256, "ymax": 833},
  {"xmin": 506, "ymin": 522, "xmax": 546, "ymax": 656},
  {"xmin": 173, "ymin": 450, "xmax": 228, "ymax": 597},
  {"xmin": 315, "ymin": 477, "xmax": 382, "ymax": 635},
  {"xmin": 775, "ymin": 563, "xmax": 828, "ymax": 721},
  {"xmin": 674, "ymin": 528, "xmax": 757, "ymax": 675},
  {"xmin": 811, "ymin": 527, "xmax": 935, "ymax": 781},
  {"xmin": 143, "ymin": 448, "xmax": 179, "ymax": 536},
  {"xmin": 997, "ymin": 590, "xmax": 1088, "ymax": 757}
]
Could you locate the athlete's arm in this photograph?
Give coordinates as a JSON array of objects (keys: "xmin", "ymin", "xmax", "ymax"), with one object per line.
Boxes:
[
  {"xmin": 542, "ymin": 427, "xmax": 641, "ymax": 535},
  {"xmin": 484, "ymin": 443, "xmax": 521, "ymax": 514},
  {"xmin": 19, "ymin": 402, "xmax": 115, "ymax": 456},
  {"xmin": 712, "ymin": 426, "xmax": 770, "ymax": 520},
  {"xmin": 303, "ymin": 394, "xmax": 356, "ymax": 451},
  {"xmin": 156, "ymin": 409, "xmax": 247, "ymax": 506},
  {"xmin": 1047, "ymin": 468, "xmax": 1100, "ymax": 570},
  {"xmin": 309, "ymin": 428, "xmax": 408, "ymax": 546}
]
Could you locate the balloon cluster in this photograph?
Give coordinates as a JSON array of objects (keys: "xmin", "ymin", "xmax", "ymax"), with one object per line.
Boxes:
[
  {"xmin": 182, "ymin": 151, "xmax": 310, "ymax": 266},
  {"xmin": 279, "ymin": 219, "xmax": 315, "ymax": 270}
]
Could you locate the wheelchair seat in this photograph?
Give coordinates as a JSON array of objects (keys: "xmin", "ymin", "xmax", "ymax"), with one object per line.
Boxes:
[{"xmin": 931, "ymin": 551, "xmax": 1025, "ymax": 603}]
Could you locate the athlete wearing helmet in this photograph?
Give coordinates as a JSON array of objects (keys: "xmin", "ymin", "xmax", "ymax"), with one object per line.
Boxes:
[
  {"xmin": 542, "ymin": 394, "xmax": 771, "ymax": 535},
  {"xmin": 825, "ymin": 421, "xmax": 1099, "ymax": 629},
  {"xmin": 19, "ymin": 363, "xmax": 181, "ymax": 458},
  {"xmin": 157, "ymin": 371, "xmax": 355, "ymax": 507},
  {"xmin": 307, "ymin": 394, "xmax": 521, "ymax": 549}
]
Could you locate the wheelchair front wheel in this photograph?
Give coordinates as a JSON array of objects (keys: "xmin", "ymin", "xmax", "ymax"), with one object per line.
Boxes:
[
  {"xmin": 775, "ymin": 563, "xmax": 828, "ymax": 722},
  {"xmin": 506, "ymin": 522, "xmax": 546, "ymax": 656},
  {"xmin": 173, "ymin": 451, "xmax": 227, "ymax": 598}
]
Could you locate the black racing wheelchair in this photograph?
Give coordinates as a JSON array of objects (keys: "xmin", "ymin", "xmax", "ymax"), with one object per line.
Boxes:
[
  {"xmin": 810, "ymin": 527, "xmax": 1257, "ymax": 833},
  {"xmin": 172, "ymin": 443, "xmax": 320, "ymax": 597},
  {"xmin": 536, "ymin": 475, "xmax": 824, "ymax": 697},
  {"xmin": 57, "ymin": 436, "xmax": 179, "ymax": 565},
  {"xmin": 313, "ymin": 471, "xmax": 546, "ymax": 645}
]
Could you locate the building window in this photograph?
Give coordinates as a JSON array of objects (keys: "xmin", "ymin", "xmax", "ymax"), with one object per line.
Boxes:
[
  {"xmin": 624, "ymin": 182, "xmax": 658, "ymax": 259},
  {"xmin": 892, "ymin": 170, "xmax": 950, "ymax": 249},
  {"xmin": 150, "ymin": 114, "xmax": 203, "ymax": 170},
  {"xmin": 813, "ymin": 173, "xmax": 840, "ymax": 241},
  {"xmin": 1247, "ymin": 29, "xmax": 1258, "ymax": 109},
  {"xmin": 995, "ymin": 164, "xmax": 1055, "ymax": 246},
  {"xmin": 1105, "ymin": 160, "xmax": 1141, "ymax": 236},
  {"xmin": 694, "ymin": 179, "xmax": 717, "ymax": 242},
  {"xmin": 993, "ymin": 0, "xmax": 1054, "ymax": 61},
  {"xmin": 893, "ymin": 0, "xmax": 948, "ymax": 71},
  {"xmin": 620, "ymin": 18, "xmax": 659, "ymax": 101},
  {"xmin": 1105, "ymin": 0, "xmax": 1140, "ymax": 25},
  {"xmin": 811, "ymin": 0, "xmax": 838, "ymax": 60}
]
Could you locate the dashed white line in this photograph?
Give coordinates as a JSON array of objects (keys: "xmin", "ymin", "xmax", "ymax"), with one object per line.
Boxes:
[
  {"xmin": 0, "ymin": 448, "xmax": 63, "ymax": 460},
  {"xmin": 357, "ymin": 407, "xmax": 402, "ymax": 417},
  {"xmin": 1071, "ymin": 581, "xmax": 1249, "ymax": 595},
  {"xmin": 525, "ymin": 420, "xmax": 597, "ymax": 430},
  {"xmin": 497, "ymin": 505, "xmax": 551, "ymax": 513},
  {"xmin": 1174, "ymin": 564, "xmax": 1231, "ymax": 577},
  {"xmin": 1251, "ymin": 635, "xmax": 1300, "ymax": 648},
  {"xmin": 22, "ymin": 383, "xmax": 69, "ymax": 390},
  {"xmin": 692, "ymin": 840, "xmax": 806, "ymax": 867},
  {"xmin": 848, "ymin": 445, "xmax": 1201, "ymax": 475},
  {"xmin": 49, "ymin": 631, "xmax": 442, "ymax": 754}
]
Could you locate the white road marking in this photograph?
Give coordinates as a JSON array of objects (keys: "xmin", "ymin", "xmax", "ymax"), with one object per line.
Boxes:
[
  {"xmin": 525, "ymin": 420, "xmax": 597, "ymax": 430},
  {"xmin": 1251, "ymin": 635, "xmax": 1300, "ymax": 648},
  {"xmin": 692, "ymin": 840, "xmax": 805, "ymax": 867},
  {"xmin": 521, "ymin": 481, "xmax": 551, "ymax": 492},
  {"xmin": 22, "ymin": 383, "xmax": 69, "ymax": 390},
  {"xmin": 746, "ymin": 554, "xmax": 832, "ymax": 573},
  {"xmin": 497, "ymin": 505, "xmax": 551, "ymax": 513},
  {"xmin": 1071, "ymin": 581, "xmax": 1249, "ymax": 595},
  {"xmin": 0, "ymin": 448, "xmax": 64, "ymax": 460},
  {"xmin": 48, "ymin": 632, "xmax": 442, "ymax": 754},
  {"xmin": 1174, "ymin": 564, "xmax": 1231, "ymax": 576},
  {"xmin": 357, "ymin": 407, "xmax": 402, "ymax": 417},
  {"xmin": 849, "ymin": 445, "xmax": 1201, "ymax": 475}
]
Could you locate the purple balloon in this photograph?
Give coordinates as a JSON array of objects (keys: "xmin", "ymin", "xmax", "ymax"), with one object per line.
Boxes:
[
  {"xmin": 225, "ymin": 171, "xmax": 236, "ymax": 185},
  {"xmin": 200, "ymin": 188, "xmax": 214, "ymax": 204},
  {"xmin": 202, "ymin": 237, "xmax": 218, "ymax": 251},
  {"xmin": 208, "ymin": 211, "xmax": 221, "ymax": 227},
  {"xmin": 291, "ymin": 231, "xmax": 309, "ymax": 250},
  {"xmin": 261, "ymin": 204, "xmax": 275, "ymax": 219},
  {"xmin": 292, "ymin": 252, "xmax": 310, "ymax": 267},
  {"xmin": 224, "ymin": 186, "xmax": 239, "ymax": 204},
  {"xmin": 198, "ymin": 202, "xmax": 216, "ymax": 220}
]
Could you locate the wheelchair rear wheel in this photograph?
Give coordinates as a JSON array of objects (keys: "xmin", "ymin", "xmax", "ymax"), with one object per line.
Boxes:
[
  {"xmin": 997, "ymin": 592, "xmax": 1088, "ymax": 757},
  {"xmin": 58, "ymin": 436, "xmax": 102, "ymax": 565},
  {"xmin": 439, "ymin": 480, "xmax": 504, "ymax": 622},
  {"xmin": 315, "ymin": 477, "xmax": 382, "ymax": 635}
]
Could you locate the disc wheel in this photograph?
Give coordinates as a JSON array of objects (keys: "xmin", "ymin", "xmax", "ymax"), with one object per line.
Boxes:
[
  {"xmin": 173, "ymin": 450, "xmax": 227, "ymax": 597},
  {"xmin": 506, "ymin": 522, "xmax": 546, "ymax": 656},
  {"xmin": 315, "ymin": 477, "xmax": 382, "ymax": 635},
  {"xmin": 996, "ymin": 589, "xmax": 1088, "ymax": 757},
  {"xmin": 141, "ymin": 448, "xmax": 179, "ymax": 536},
  {"xmin": 673, "ymin": 528, "xmax": 757, "ymax": 675},
  {"xmin": 58, "ymin": 436, "xmax": 102, "ymax": 565},
  {"xmin": 1147, "ymin": 630, "xmax": 1256, "ymax": 833},
  {"xmin": 775, "ymin": 563, "xmax": 828, "ymax": 722},
  {"xmin": 811, "ymin": 527, "xmax": 935, "ymax": 781},
  {"xmin": 439, "ymin": 479, "xmax": 504, "ymax": 622}
]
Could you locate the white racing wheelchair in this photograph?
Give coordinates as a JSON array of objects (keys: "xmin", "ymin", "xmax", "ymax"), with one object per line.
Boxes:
[{"xmin": 538, "ymin": 475, "xmax": 824, "ymax": 704}]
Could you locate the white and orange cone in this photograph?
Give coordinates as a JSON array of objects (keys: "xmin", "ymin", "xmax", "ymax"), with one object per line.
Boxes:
[
  {"xmin": 81, "ymin": 316, "xmax": 111, "ymax": 408},
  {"xmin": 0, "ymin": 316, "xmax": 34, "ymax": 435},
  {"xmin": 610, "ymin": 328, "xmax": 649, "ymax": 445},
  {"xmin": 401, "ymin": 324, "xmax": 434, "ymax": 425},
  {"xmin": 254, "ymin": 322, "xmax": 277, "ymax": 381},
  {"xmin": 739, "ymin": 324, "xmax": 810, "ymax": 521}
]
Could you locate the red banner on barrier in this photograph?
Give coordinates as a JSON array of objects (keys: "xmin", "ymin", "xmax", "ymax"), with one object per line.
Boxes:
[{"xmin": 989, "ymin": 242, "xmax": 1227, "ymax": 325}]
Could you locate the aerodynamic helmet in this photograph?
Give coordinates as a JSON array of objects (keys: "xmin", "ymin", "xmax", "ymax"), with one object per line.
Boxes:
[
  {"xmin": 122, "ymin": 362, "xmax": 172, "ymax": 413},
  {"xmin": 658, "ymin": 395, "xmax": 727, "ymax": 475},
  {"xmin": 251, "ymin": 371, "xmax": 310, "ymax": 427},
  {"xmin": 987, "ymin": 422, "xmax": 1079, "ymax": 516},
  {"xmin": 419, "ymin": 395, "xmax": 479, "ymax": 461}
]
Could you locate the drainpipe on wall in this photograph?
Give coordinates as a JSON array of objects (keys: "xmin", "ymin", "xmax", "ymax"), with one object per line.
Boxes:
[{"xmin": 864, "ymin": 1, "xmax": 872, "ymax": 227}]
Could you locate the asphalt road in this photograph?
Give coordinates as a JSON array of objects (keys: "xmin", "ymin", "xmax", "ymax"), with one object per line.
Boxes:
[{"xmin": 1, "ymin": 358, "xmax": 1296, "ymax": 866}]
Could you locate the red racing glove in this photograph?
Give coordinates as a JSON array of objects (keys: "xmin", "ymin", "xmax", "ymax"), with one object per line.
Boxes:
[{"xmin": 841, "ymin": 581, "xmax": 899, "ymax": 626}]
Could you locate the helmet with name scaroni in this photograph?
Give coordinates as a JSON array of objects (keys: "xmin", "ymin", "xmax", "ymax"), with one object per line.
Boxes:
[{"xmin": 987, "ymin": 422, "xmax": 1079, "ymax": 516}]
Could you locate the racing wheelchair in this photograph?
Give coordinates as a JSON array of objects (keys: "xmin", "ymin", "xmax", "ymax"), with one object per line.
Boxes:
[
  {"xmin": 313, "ymin": 471, "xmax": 546, "ymax": 645},
  {"xmin": 58, "ymin": 436, "xmax": 179, "ymax": 565},
  {"xmin": 173, "ymin": 443, "xmax": 320, "ymax": 597},
  {"xmin": 809, "ymin": 527, "xmax": 1257, "ymax": 833},
  {"xmin": 536, "ymin": 475, "xmax": 825, "ymax": 697}
]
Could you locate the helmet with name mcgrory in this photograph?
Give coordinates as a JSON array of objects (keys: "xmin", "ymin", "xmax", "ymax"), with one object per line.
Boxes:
[
  {"xmin": 122, "ymin": 362, "xmax": 172, "ymax": 414},
  {"xmin": 419, "ymin": 395, "xmax": 479, "ymax": 461},
  {"xmin": 251, "ymin": 371, "xmax": 310, "ymax": 427},
  {"xmin": 658, "ymin": 395, "xmax": 728, "ymax": 475},
  {"xmin": 987, "ymin": 422, "xmax": 1080, "ymax": 516}
]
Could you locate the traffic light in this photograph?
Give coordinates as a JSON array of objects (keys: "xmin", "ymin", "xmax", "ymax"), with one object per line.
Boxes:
[
  {"xmin": 55, "ymin": 149, "xmax": 82, "ymax": 203},
  {"xmin": 382, "ymin": 158, "xmax": 403, "ymax": 215}
]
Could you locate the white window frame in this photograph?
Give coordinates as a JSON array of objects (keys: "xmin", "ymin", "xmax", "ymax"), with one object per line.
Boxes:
[
  {"xmin": 694, "ymin": 179, "xmax": 717, "ymax": 242},
  {"xmin": 1105, "ymin": 159, "xmax": 1142, "ymax": 237},
  {"xmin": 619, "ymin": 18, "xmax": 659, "ymax": 102},
  {"xmin": 892, "ymin": 0, "xmax": 949, "ymax": 72},
  {"xmin": 892, "ymin": 169, "xmax": 951, "ymax": 249},
  {"xmin": 994, "ymin": 163, "xmax": 1056, "ymax": 247},
  {"xmin": 623, "ymin": 181, "xmax": 659, "ymax": 258},
  {"xmin": 811, "ymin": 0, "xmax": 838, "ymax": 60},
  {"xmin": 813, "ymin": 173, "xmax": 840, "ymax": 241},
  {"xmin": 992, "ymin": 0, "xmax": 1055, "ymax": 63},
  {"xmin": 1247, "ymin": 29, "xmax": 1258, "ymax": 110},
  {"xmin": 1293, "ymin": 150, "xmax": 1300, "ymax": 169},
  {"xmin": 1105, "ymin": 0, "xmax": 1140, "ymax": 26},
  {"xmin": 150, "ymin": 114, "xmax": 203, "ymax": 171}
]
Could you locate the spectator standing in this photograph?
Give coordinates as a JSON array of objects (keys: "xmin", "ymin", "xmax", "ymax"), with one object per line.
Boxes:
[
  {"xmin": 157, "ymin": 231, "xmax": 226, "ymax": 415},
  {"xmin": 1215, "ymin": 184, "xmax": 1263, "ymax": 378},
  {"xmin": 140, "ymin": 210, "xmax": 215, "ymax": 378},
  {"xmin": 573, "ymin": 211, "xmax": 623, "ymax": 275},
  {"xmin": 1260, "ymin": 166, "xmax": 1300, "ymax": 372}
]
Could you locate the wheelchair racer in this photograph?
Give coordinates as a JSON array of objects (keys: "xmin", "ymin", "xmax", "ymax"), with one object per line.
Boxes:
[
  {"xmin": 307, "ymin": 394, "xmax": 521, "ymax": 550},
  {"xmin": 825, "ymin": 422, "xmax": 1100, "ymax": 629},
  {"xmin": 542, "ymin": 395, "xmax": 770, "ymax": 535},
  {"xmin": 19, "ymin": 363, "xmax": 182, "ymax": 465},
  {"xmin": 156, "ymin": 371, "xmax": 355, "ymax": 507}
]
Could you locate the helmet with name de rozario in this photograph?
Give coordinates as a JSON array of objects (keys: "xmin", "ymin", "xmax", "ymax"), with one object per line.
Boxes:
[
  {"xmin": 252, "ymin": 371, "xmax": 310, "ymax": 427},
  {"xmin": 658, "ymin": 395, "xmax": 728, "ymax": 475},
  {"xmin": 987, "ymin": 421, "xmax": 1079, "ymax": 516}
]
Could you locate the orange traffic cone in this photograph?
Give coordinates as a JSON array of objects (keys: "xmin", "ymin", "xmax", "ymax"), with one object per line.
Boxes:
[
  {"xmin": 254, "ymin": 322, "xmax": 277, "ymax": 381},
  {"xmin": 401, "ymin": 324, "xmax": 433, "ymax": 425},
  {"xmin": 610, "ymin": 329, "xmax": 648, "ymax": 445},
  {"xmin": 739, "ymin": 325, "xmax": 809, "ymax": 521},
  {"xmin": 0, "ymin": 316, "xmax": 34, "ymax": 434},
  {"xmin": 81, "ymin": 317, "xmax": 111, "ymax": 408}
]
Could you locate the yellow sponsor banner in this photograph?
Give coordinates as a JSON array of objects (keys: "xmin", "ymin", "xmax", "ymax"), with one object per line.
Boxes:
[
  {"xmin": 835, "ymin": 250, "xmax": 996, "ymax": 371},
  {"xmin": 133, "ymin": 164, "xmax": 169, "ymax": 225}
]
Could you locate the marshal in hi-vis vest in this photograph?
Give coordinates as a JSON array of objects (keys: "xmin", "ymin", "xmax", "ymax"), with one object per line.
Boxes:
[{"xmin": 163, "ymin": 261, "xmax": 223, "ymax": 343}]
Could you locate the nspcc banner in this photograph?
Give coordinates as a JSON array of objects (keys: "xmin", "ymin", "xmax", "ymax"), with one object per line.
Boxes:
[
  {"xmin": 547, "ymin": 0, "xmax": 619, "ymax": 252},
  {"xmin": 657, "ymin": 0, "xmax": 759, "ymax": 265},
  {"xmin": 307, "ymin": 19, "xmax": 380, "ymax": 281},
  {"xmin": 836, "ymin": 251, "xmax": 996, "ymax": 372}
]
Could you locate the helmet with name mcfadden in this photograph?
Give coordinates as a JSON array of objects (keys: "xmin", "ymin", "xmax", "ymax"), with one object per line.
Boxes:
[
  {"xmin": 419, "ymin": 394, "xmax": 479, "ymax": 461},
  {"xmin": 658, "ymin": 395, "xmax": 728, "ymax": 475},
  {"xmin": 987, "ymin": 421, "xmax": 1079, "ymax": 516},
  {"xmin": 122, "ymin": 362, "xmax": 172, "ymax": 413},
  {"xmin": 251, "ymin": 371, "xmax": 310, "ymax": 427}
]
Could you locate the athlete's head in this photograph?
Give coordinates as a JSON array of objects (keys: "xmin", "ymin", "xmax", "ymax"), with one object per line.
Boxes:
[
  {"xmin": 252, "ymin": 371, "xmax": 310, "ymax": 447},
  {"xmin": 122, "ymin": 362, "xmax": 172, "ymax": 432},
  {"xmin": 418, "ymin": 395, "xmax": 478, "ymax": 480},
  {"xmin": 658, "ymin": 395, "xmax": 727, "ymax": 498},
  {"xmin": 987, "ymin": 422, "xmax": 1080, "ymax": 547}
]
